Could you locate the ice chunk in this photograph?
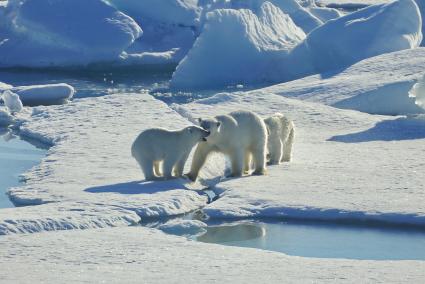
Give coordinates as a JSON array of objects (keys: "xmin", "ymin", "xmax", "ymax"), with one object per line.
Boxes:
[
  {"xmin": 0, "ymin": 107, "xmax": 14, "ymax": 127},
  {"xmin": 11, "ymin": 83, "xmax": 75, "ymax": 106},
  {"xmin": 2, "ymin": 90, "xmax": 23, "ymax": 113},
  {"xmin": 171, "ymin": 2, "xmax": 305, "ymax": 90},
  {"xmin": 157, "ymin": 219, "xmax": 207, "ymax": 237},
  {"xmin": 0, "ymin": 0, "xmax": 142, "ymax": 67}
]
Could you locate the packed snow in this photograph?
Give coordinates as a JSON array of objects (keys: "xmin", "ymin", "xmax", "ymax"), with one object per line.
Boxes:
[
  {"xmin": 178, "ymin": 91, "xmax": 425, "ymax": 225},
  {"xmin": 0, "ymin": 227, "xmax": 424, "ymax": 283}
]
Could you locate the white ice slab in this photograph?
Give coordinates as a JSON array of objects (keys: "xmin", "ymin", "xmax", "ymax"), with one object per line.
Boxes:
[
  {"xmin": 11, "ymin": 83, "xmax": 75, "ymax": 106},
  {"xmin": 0, "ymin": 226, "xmax": 423, "ymax": 283},
  {"xmin": 0, "ymin": 202, "xmax": 139, "ymax": 235},
  {"xmin": 8, "ymin": 92, "xmax": 222, "ymax": 219},
  {"xmin": 179, "ymin": 91, "xmax": 425, "ymax": 225}
]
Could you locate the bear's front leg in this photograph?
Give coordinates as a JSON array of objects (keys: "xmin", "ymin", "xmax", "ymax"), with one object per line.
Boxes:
[
  {"xmin": 185, "ymin": 142, "xmax": 212, "ymax": 181},
  {"xmin": 174, "ymin": 152, "xmax": 190, "ymax": 178},
  {"xmin": 229, "ymin": 149, "xmax": 244, "ymax": 177}
]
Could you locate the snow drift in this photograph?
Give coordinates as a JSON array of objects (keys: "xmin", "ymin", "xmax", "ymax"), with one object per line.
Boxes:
[
  {"xmin": 0, "ymin": 0, "xmax": 142, "ymax": 67},
  {"xmin": 170, "ymin": 2, "xmax": 305, "ymax": 90}
]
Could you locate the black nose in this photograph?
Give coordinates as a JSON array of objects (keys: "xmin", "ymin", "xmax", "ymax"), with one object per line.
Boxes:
[{"xmin": 206, "ymin": 131, "xmax": 211, "ymax": 135}]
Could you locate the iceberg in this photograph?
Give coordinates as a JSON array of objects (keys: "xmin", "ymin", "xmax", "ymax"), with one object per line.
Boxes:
[
  {"xmin": 287, "ymin": 0, "xmax": 422, "ymax": 78},
  {"xmin": 171, "ymin": 2, "xmax": 305, "ymax": 90},
  {"xmin": 0, "ymin": 0, "xmax": 142, "ymax": 67}
]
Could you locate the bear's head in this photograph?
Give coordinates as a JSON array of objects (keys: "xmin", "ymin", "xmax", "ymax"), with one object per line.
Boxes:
[
  {"xmin": 197, "ymin": 118, "xmax": 221, "ymax": 142},
  {"xmin": 185, "ymin": 126, "xmax": 210, "ymax": 142}
]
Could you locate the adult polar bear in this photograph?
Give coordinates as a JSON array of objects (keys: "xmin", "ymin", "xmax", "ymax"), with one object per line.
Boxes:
[
  {"xmin": 186, "ymin": 111, "xmax": 268, "ymax": 181},
  {"xmin": 131, "ymin": 126, "xmax": 210, "ymax": 180}
]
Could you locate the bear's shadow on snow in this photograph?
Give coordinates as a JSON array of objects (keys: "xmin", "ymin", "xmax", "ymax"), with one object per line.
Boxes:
[
  {"xmin": 328, "ymin": 117, "xmax": 425, "ymax": 143},
  {"xmin": 85, "ymin": 179, "xmax": 191, "ymax": 195}
]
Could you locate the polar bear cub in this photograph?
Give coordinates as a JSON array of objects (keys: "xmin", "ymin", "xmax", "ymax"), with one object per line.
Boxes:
[
  {"xmin": 186, "ymin": 110, "xmax": 268, "ymax": 181},
  {"xmin": 264, "ymin": 113, "xmax": 295, "ymax": 164},
  {"xmin": 131, "ymin": 126, "xmax": 210, "ymax": 181}
]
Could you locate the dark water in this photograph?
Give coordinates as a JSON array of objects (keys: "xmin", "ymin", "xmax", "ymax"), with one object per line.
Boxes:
[
  {"xmin": 0, "ymin": 130, "xmax": 47, "ymax": 208},
  {"xmin": 0, "ymin": 68, "xmax": 220, "ymax": 105},
  {"xmin": 196, "ymin": 220, "xmax": 425, "ymax": 260}
]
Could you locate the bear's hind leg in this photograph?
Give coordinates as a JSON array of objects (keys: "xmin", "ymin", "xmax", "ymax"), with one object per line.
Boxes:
[
  {"xmin": 252, "ymin": 145, "xmax": 267, "ymax": 176},
  {"xmin": 244, "ymin": 151, "xmax": 251, "ymax": 174},
  {"xmin": 281, "ymin": 127, "xmax": 294, "ymax": 162},
  {"xmin": 268, "ymin": 136, "xmax": 283, "ymax": 165},
  {"xmin": 154, "ymin": 161, "xmax": 162, "ymax": 177}
]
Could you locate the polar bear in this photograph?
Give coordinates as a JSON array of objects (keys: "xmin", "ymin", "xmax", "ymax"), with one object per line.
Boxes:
[
  {"xmin": 131, "ymin": 126, "xmax": 210, "ymax": 181},
  {"xmin": 264, "ymin": 113, "xmax": 295, "ymax": 165},
  {"xmin": 186, "ymin": 110, "xmax": 267, "ymax": 181}
]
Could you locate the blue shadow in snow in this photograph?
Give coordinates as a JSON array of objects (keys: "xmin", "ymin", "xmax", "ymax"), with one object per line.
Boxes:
[
  {"xmin": 85, "ymin": 179, "xmax": 191, "ymax": 195},
  {"xmin": 329, "ymin": 117, "xmax": 425, "ymax": 143}
]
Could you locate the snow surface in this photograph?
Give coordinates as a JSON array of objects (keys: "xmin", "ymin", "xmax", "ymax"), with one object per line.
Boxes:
[
  {"xmin": 7, "ymin": 93, "xmax": 224, "ymax": 223},
  {"xmin": 171, "ymin": 2, "xmax": 306, "ymax": 90},
  {"xmin": 0, "ymin": 227, "xmax": 424, "ymax": 283},
  {"xmin": 0, "ymin": 0, "xmax": 142, "ymax": 67},
  {"xmin": 264, "ymin": 48, "xmax": 425, "ymax": 115},
  {"xmin": 179, "ymin": 90, "xmax": 425, "ymax": 226}
]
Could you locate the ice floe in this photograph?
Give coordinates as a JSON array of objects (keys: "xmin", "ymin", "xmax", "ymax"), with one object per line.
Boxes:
[
  {"xmin": 8, "ymin": 92, "xmax": 224, "ymax": 221},
  {"xmin": 0, "ymin": 226, "xmax": 424, "ymax": 283},
  {"xmin": 179, "ymin": 91, "xmax": 425, "ymax": 226}
]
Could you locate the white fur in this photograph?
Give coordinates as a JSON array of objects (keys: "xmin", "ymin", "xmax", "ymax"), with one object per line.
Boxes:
[
  {"xmin": 264, "ymin": 113, "xmax": 295, "ymax": 164},
  {"xmin": 131, "ymin": 126, "xmax": 210, "ymax": 180},
  {"xmin": 187, "ymin": 110, "xmax": 267, "ymax": 181}
]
